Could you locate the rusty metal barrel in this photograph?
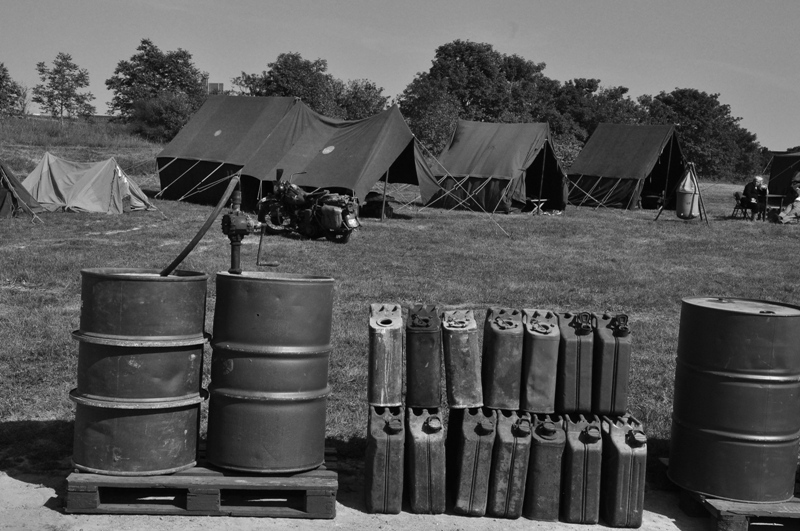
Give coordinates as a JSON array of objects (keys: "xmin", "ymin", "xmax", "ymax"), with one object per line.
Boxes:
[
  {"xmin": 70, "ymin": 268, "xmax": 208, "ymax": 476},
  {"xmin": 206, "ymin": 271, "xmax": 334, "ymax": 473},
  {"xmin": 669, "ymin": 297, "xmax": 800, "ymax": 502}
]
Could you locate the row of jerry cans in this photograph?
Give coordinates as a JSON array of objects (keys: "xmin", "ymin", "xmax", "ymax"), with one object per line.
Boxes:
[
  {"xmin": 366, "ymin": 407, "xmax": 647, "ymax": 528},
  {"xmin": 368, "ymin": 304, "xmax": 632, "ymax": 415}
]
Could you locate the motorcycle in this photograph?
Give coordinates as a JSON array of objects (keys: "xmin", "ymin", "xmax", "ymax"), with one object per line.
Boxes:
[{"xmin": 257, "ymin": 170, "xmax": 361, "ymax": 243}]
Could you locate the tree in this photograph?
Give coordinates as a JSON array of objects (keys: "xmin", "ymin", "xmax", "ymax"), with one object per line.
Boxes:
[
  {"xmin": 31, "ymin": 52, "xmax": 95, "ymax": 124},
  {"xmin": 106, "ymin": 39, "xmax": 207, "ymax": 122},
  {"xmin": 128, "ymin": 92, "xmax": 197, "ymax": 142},
  {"xmin": 0, "ymin": 62, "xmax": 25, "ymax": 116},
  {"xmin": 232, "ymin": 52, "xmax": 388, "ymax": 120},
  {"xmin": 639, "ymin": 88, "xmax": 761, "ymax": 180},
  {"xmin": 399, "ymin": 40, "xmax": 561, "ymax": 154}
]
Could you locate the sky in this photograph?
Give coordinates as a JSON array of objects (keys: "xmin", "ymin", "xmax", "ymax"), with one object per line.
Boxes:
[{"xmin": 2, "ymin": 0, "xmax": 798, "ymax": 150}]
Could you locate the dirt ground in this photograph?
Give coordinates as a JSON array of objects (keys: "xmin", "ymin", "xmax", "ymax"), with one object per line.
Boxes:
[{"xmin": 0, "ymin": 457, "xmax": 712, "ymax": 531}]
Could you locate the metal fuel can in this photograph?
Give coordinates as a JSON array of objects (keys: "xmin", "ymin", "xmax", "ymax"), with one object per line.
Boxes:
[
  {"xmin": 450, "ymin": 407, "xmax": 496, "ymax": 516},
  {"xmin": 601, "ymin": 415, "xmax": 647, "ymax": 528},
  {"xmin": 561, "ymin": 414, "xmax": 602, "ymax": 524},
  {"xmin": 406, "ymin": 407, "xmax": 446, "ymax": 514},
  {"xmin": 487, "ymin": 410, "xmax": 532, "ymax": 519},
  {"xmin": 365, "ymin": 406, "xmax": 405, "ymax": 514},
  {"xmin": 555, "ymin": 312, "xmax": 595, "ymax": 414},
  {"xmin": 368, "ymin": 303, "xmax": 404, "ymax": 406},
  {"xmin": 521, "ymin": 309, "xmax": 560, "ymax": 413},
  {"xmin": 592, "ymin": 313, "xmax": 632, "ymax": 415},
  {"xmin": 442, "ymin": 309, "xmax": 483, "ymax": 408},
  {"xmin": 523, "ymin": 414, "xmax": 565, "ymax": 521},
  {"xmin": 406, "ymin": 305, "xmax": 442, "ymax": 408},
  {"xmin": 482, "ymin": 308, "xmax": 523, "ymax": 410}
]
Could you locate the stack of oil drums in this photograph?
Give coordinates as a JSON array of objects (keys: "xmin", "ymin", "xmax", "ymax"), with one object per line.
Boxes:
[
  {"xmin": 70, "ymin": 269, "xmax": 335, "ymax": 478},
  {"xmin": 366, "ymin": 305, "xmax": 646, "ymax": 528},
  {"xmin": 70, "ymin": 268, "xmax": 208, "ymax": 476}
]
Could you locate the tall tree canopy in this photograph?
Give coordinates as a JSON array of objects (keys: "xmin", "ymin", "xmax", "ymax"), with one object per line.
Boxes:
[
  {"xmin": 0, "ymin": 63, "xmax": 25, "ymax": 116},
  {"xmin": 231, "ymin": 52, "xmax": 388, "ymax": 120},
  {"xmin": 639, "ymin": 88, "xmax": 761, "ymax": 179},
  {"xmin": 106, "ymin": 39, "xmax": 207, "ymax": 121},
  {"xmin": 32, "ymin": 52, "xmax": 95, "ymax": 124}
]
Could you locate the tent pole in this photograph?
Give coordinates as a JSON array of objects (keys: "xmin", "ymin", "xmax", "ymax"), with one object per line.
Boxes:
[
  {"xmin": 537, "ymin": 144, "xmax": 545, "ymax": 215},
  {"xmin": 658, "ymin": 133, "xmax": 675, "ymax": 207},
  {"xmin": 381, "ymin": 169, "xmax": 389, "ymax": 222}
]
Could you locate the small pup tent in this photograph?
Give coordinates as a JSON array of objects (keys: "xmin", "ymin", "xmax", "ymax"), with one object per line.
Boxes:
[
  {"xmin": 567, "ymin": 123, "xmax": 687, "ymax": 209},
  {"xmin": 22, "ymin": 153, "xmax": 154, "ymax": 214},
  {"xmin": 0, "ymin": 160, "xmax": 44, "ymax": 219},
  {"xmin": 427, "ymin": 120, "xmax": 567, "ymax": 213},
  {"xmin": 766, "ymin": 151, "xmax": 800, "ymax": 198},
  {"xmin": 156, "ymin": 95, "xmax": 438, "ymax": 209}
]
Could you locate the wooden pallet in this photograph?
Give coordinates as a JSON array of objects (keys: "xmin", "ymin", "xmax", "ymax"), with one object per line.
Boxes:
[
  {"xmin": 65, "ymin": 450, "xmax": 338, "ymax": 519},
  {"xmin": 679, "ymin": 489, "xmax": 800, "ymax": 531}
]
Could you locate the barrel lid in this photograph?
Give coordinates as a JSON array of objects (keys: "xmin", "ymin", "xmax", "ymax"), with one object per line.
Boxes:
[
  {"xmin": 683, "ymin": 297, "xmax": 800, "ymax": 316},
  {"xmin": 216, "ymin": 271, "xmax": 335, "ymax": 282}
]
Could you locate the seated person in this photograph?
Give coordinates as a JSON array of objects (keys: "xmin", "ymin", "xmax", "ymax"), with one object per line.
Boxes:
[
  {"xmin": 741, "ymin": 175, "xmax": 767, "ymax": 220},
  {"xmin": 778, "ymin": 183, "xmax": 800, "ymax": 224}
]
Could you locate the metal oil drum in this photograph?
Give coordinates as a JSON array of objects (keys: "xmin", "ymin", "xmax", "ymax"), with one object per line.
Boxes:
[
  {"xmin": 368, "ymin": 304, "xmax": 404, "ymax": 406},
  {"xmin": 669, "ymin": 297, "xmax": 800, "ymax": 503},
  {"xmin": 206, "ymin": 271, "xmax": 334, "ymax": 473},
  {"xmin": 70, "ymin": 268, "xmax": 208, "ymax": 476}
]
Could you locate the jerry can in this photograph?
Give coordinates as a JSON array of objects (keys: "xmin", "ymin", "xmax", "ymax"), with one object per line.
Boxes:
[
  {"xmin": 482, "ymin": 308, "xmax": 523, "ymax": 410},
  {"xmin": 562, "ymin": 414, "xmax": 602, "ymax": 524},
  {"xmin": 368, "ymin": 304, "xmax": 404, "ymax": 406},
  {"xmin": 523, "ymin": 414, "xmax": 565, "ymax": 521},
  {"xmin": 488, "ymin": 411, "xmax": 532, "ymax": 519},
  {"xmin": 365, "ymin": 406, "xmax": 405, "ymax": 513},
  {"xmin": 406, "ymin": 407, "xmax": 446, "ymax": 514},
  {"xmin": 406, "ymin": 305, "xmax": 442, "ymax": 408},
  {"xmin": 555, "ymin": 312, "xmax": 595, "ymax": 414},
  {"xmin": 592, "ymin": 314, "xmax": 632, "ymax": 416},
  {"xmin": 450, "ymin": 407, "xmax": 496, "ymax": 516},
  {"xmin": 521, "ymin": 309, "xmax": 560, "ymax": 413},
  {"xmin": 601, "ymin": 415, "xmax": 647, "ymax": 528},
  {"xmin": 442, "ymin": 309, "xmax": 483, "ymax": 408}
]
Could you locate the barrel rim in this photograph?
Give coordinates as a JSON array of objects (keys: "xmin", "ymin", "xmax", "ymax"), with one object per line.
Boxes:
[
  {"xmin": 80, "ymin": 268, "xmax": 209, "ymax": 281},
  {"xmin": 215, "ymin": 271, "xmax": 334, "ymax": 283},
  {"xmin": 666, "ymin": 470, "xmax": 795, "ymax": 504},
  {"xmin": 681, "ymin": 296, "xmax": 800, "ymax": 316},
  {"xmin": 72, "ymin": 330, "xmax": 208, "ymax": 347},
  {"xmin": 71, "ymin": 460, "xmax": 197, "ymax": 476},
  {"xmin": 69, "ymin": 389, "xmax": 203, "ymax": 409}
]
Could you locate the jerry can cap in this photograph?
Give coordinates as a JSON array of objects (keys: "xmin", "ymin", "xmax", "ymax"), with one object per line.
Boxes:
[
  {"xmin": 574, "ymin": 312, "xmax": 593, "ymax": 335},
  {"xmin": 584, "ymin": 425, "xmax": 601, "ymax": 442},
  {"xmin": 628, "ymin": 429, "xmax": 647, "ymax": 447},
  {"xmin": 514, "ymin": 418, "xmax": 532, "ymax": 436},
  {"xmin": 385, "ymin": 418, "xmax": 403, "ymax": 434},
  {"xmin": 424, "ymin": 416, "xmax": 443, "ymax": 433},
  {"xmin": 537, "ymin": 420, "xmax": 559, "ymax": 439},
  {"xmin": 445, "ymin": 317, "xmax": 469, "ymax": 329},
  {"xmin": 530, "ymin": 321, "xmax": 552, "ymax": 334},
  {"xmin": 494, "ymin": 316, "xmax": 518, "ymax": 330},
  {"xmin": 476, "ymin": 419, "xmax": 495, "ymax": 435}
]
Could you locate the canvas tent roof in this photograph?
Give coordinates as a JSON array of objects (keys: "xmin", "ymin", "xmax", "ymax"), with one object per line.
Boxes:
[
  {"xmin": 0, "ymin": 161, "xmax": 44, "ymax": 219},
  {"xmin": 567, "ymin": 123, "xmax": 687, "ymax": 209},
  {"xmin": 427, "ymin": 120, "xmax": 567, "ymax": 213},
  {"xmin": 22, "ymin": 153, "xmax": 154, "ymax": 214},
  {"xmin": 156, "ymin": 95, "xmax": 438, "ymax": 209},
  {"xmin": 766, "ymin": 151, "xmax": 800, "ymax": 197}
]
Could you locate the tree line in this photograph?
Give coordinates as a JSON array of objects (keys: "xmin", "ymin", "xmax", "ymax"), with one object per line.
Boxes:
[{"xmin": 0, "ymin": 38, "xmax": 788, "ymax": 180}]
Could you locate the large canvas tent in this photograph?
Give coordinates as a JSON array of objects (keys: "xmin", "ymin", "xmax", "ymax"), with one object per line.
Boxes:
[
  {"xmin": 427, "ymin": 120, "xmax": 567, "ymax": 213},
  {"xmin": 22, "ymin": 153, "xmax": 154, "ymax": 214},
  {"xmin": 0, "ymin": 161, "xmax": 44, "ymax": 219},
  {"xmin": 156, "ymin": 95, "xmax": 438, "ymax": 209},
  {"xmin": 567, "ymin": 123, "xmax": 687, "ymax": 209},
  {"xmin": 766, "ymin": 151, "xmax": 800, "ymax": 198}
]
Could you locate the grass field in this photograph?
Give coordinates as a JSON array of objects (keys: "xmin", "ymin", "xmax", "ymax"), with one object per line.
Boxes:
[{"xmin": 1, "ymin": 129, "xmax": 798, "ymax": 477}]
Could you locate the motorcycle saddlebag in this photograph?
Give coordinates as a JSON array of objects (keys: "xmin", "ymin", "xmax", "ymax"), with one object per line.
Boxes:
[{"xmin": 320, "ymin": 204, "xmax": 343, "ymax": 230}]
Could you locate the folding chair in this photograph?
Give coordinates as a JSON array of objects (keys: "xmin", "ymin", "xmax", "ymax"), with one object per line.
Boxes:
[{"xmin": 731, "ymin": 192, "xmax": 749, "ymax": 219}]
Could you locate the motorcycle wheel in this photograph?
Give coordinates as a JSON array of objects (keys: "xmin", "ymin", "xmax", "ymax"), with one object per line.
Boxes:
[
  {"xmin": 325, "ymin": 231, "xmax": 352, "ymax": 244},
  {"xmin": 262, "ymin": 202, "xmax": 291, "ymax": 234}
]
